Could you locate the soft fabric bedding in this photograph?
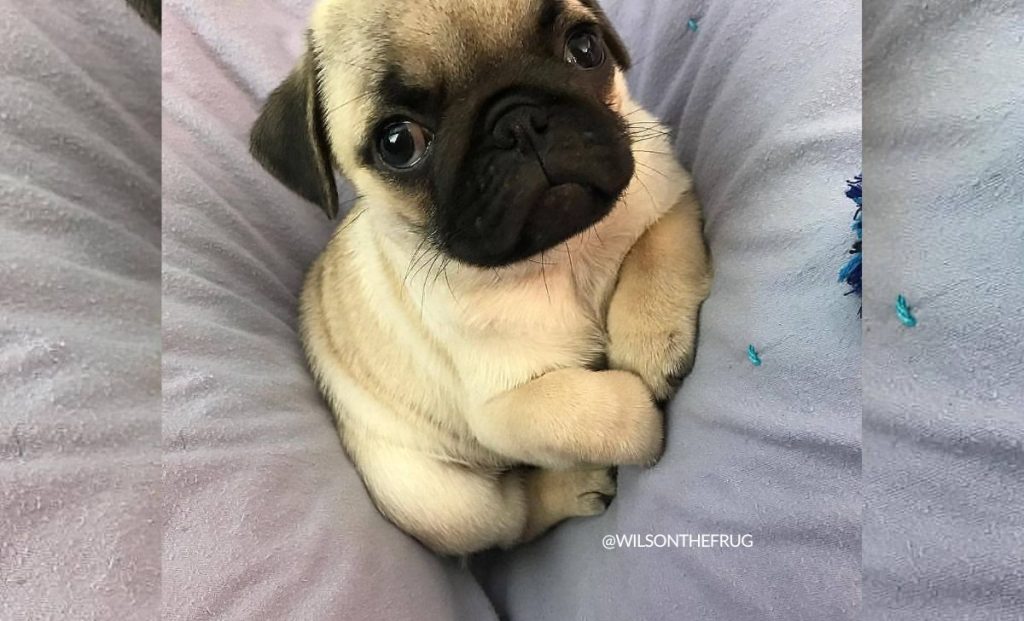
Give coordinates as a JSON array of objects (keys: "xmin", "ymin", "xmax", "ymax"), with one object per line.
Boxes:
[
  {"xmin": 0, "ymin": 1, "xmax": 161, "ymax": 618},
  {"xmin": 863, "ymin": 2, "xmax": 1024, "ymax": 619},
  {"xmin": 159, "ymin": 0, "xmax": 863, "ymax": 619}
]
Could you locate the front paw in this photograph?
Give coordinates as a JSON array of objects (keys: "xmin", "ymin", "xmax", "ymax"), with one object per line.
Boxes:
[
  {"xmin": 607, "ymin": 328, "xmax": 697, "ymax": 403},
  {"xmin": 604, "ymin": 195, "xmax": 711, "ymax": 402},
  {"xmin": 600, "ymin": 370, "xmax": 665, "ymax": 465}
]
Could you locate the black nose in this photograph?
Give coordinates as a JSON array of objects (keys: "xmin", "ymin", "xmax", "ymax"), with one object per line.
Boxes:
[{"xmin": 487, "ymin": 98, "xmax": 550, "ymax": 151}]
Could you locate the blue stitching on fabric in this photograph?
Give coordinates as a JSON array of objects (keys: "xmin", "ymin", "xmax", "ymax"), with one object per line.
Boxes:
[
  {"xmin": 896, "ymin": 295, "xmax": 917, "ymax": 327},
  {"xmin": 840, "ymin": 175, "xmax": 862, "ymax": 297},
  {"xmin": 747, "ymin": 345, "xmax": 763, "ymax": 367}
]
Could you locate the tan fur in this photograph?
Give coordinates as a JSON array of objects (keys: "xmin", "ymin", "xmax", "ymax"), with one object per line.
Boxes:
[
  {"xmin": 294, "ymin": 0, "xmax": 712, "ymax": 555},
  {"xmin": 608, "ymin": 191, "xmax": 713, "ymax": 400}
]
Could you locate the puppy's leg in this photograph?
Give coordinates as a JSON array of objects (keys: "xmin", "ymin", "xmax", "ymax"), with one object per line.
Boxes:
[
  {"xmin": 356, "ymin": 444, "xmax": 616, "ymax": 553},
  {"xmin": 607, "ymin": 191, "xmax": 712, "ymax": 402},
  {"xmin": 466, "ymin": 368, "xmax": 663, "ymax": 468},
  {"xmin": 520, "ymin": 466, "xmax": 618, "ymax": 542},
  {"xmin": 356, "ymin": 442, "xmax": 529, "ymax": 555}
]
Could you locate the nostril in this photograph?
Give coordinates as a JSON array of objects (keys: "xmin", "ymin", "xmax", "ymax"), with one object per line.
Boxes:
[
  {"xmin": 492, "ymin": 120, "xmax": 518, "ymax": 149},
  {"xmin": 484, "ymin": 92, "xmax": 541, "ymax": 131},
  {"xmin": 491, "ymin": 105, "xmax": 549, "ymax": 149}
]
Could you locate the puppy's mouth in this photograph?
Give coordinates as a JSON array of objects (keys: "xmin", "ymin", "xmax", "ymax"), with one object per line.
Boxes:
[
  {"xmin": 441, "ymin": 130, "xmax": 634, "ymax": 267},
  {"xmin": 520, "ymin": 180, "xmax": 617, "ymax": 250},
  {"xmin": 446, "ymin": 172, "xmax": 624, "ymax": 268}
]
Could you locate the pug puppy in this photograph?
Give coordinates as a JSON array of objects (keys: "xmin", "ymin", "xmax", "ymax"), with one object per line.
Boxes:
[{"xmin": 251, "ymin": 0, "xmax": 711, "ymax": 555}]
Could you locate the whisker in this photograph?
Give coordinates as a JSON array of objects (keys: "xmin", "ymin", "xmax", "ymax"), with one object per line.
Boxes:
[
  {"xmin": 628, "ymin": 133, "xmax": 671, "ymax": 142},
  {"xmin": 630, "ymin": 137, "xmax": 672, "ymax": 148},
  {"xmin": 404, "ymin": 236, "xmax": 433, "ymax": 287},
  {"xmin": 564, "ymin": 242, "xmax": 577, "ymax": 285},
  {"xmin": 432, "ymin": 255, "xmax": 451, "ymax": 287},
  {"xmin": 408, "ymin": 244, "xmax": 439, "ymax": 290},
  {"xmin": 335, "ymin": 193, "xmax": 366, "ymax": 214},
  {"xmin": 324, "ymin": 90, "xmax": 375, "ymax": 116},
  {"xmin": 334, "ymin": 204, "xmax": 369, "ymax": 236},
  {"xmin": 627, "ymin": 124, "xmax": 667, "ymax": 132},
  {"xmin": 540, "ymin": 250, "xmax": 551, "ymax": 303},
  {"xmin": 632, "ymin": 169, "xmax": 656, "ymax": 206},
  {"xmin": 635, "ymin": 160, "xmax": 671, "ymax": 180},
  {"xmin": 622, "ymin": 107, "xmax": 648, "ymax": 118},
  {"xmin": 632, "ymin": 148, "xmax": 674, "ymax": 156},
  {"xmin": 627, "ymin": 130, "xmax": 673, "ymax": 144},
  {"xmin": 419, "ymin": 250, "xmax": 444, "ymax": 318},
  {"xmin": 627, "ymin": 127, "xmax": 671, "ymax": 135},
  {"xmin": 333, "ymin": 58, "xmax": 388, "ymax": 77},
  {"xmin": 442, "ymin": 260, "xmax": 457, "ymax": 301},
  {"xmin": 627, "ymin": 126, "xmax": 672, "ymax": 137},
  {"xmin": 626, "ymin": 123, "xmax": 670, "ymax": 130},
  {"xmin": 629, "ymin": 131, "xmax": 672, "ymax": 141}
]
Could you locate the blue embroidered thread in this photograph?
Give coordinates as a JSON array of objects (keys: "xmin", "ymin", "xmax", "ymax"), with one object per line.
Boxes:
[
  {"xmin": 839, "ymin": 175, "xmax": 862, "ymax": 297},
  {"xmin": 687, "ymin": 18, "xmax": 699, "ymax": 32},
  {"xmin": 747, "ymin": 345, "xmax": 763, "ymax": 367},
  {"xmin": 896, "ymin": 295, "xmax": 917, "ymax": 327}
]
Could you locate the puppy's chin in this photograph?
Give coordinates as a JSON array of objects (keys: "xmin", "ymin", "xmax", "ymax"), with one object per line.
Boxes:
[{"xmin": 444, "ymin": 178, "xmax": 625, "ymax": 268}]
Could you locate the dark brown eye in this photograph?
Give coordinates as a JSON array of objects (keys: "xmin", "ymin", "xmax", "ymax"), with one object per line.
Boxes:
[
  {"xmin": 564, "ymin": 29, "xmax": 605, "ymax": 69},
  {"xmin": 377, "ymin": 119, "xmax": 432, "ymax": 169}
]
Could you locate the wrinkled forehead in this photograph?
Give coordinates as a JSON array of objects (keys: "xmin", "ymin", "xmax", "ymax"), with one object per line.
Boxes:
[{"xmin": 311, "ymin": 0, "xmax": 595, "ymax": 91}]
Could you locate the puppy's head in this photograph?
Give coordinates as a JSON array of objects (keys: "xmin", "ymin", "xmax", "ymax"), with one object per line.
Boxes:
[{"xmin": 252, "ymin": 0, "xmax": 635, "ymax": 267}]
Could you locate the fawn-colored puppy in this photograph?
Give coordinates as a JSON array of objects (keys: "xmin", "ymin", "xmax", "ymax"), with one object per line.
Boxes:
[{"xmin": 251, "ymin": 0, "xmax": 711, "ymax": 555}]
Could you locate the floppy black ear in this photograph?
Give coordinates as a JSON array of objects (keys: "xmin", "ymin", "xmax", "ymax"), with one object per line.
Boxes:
[
  {"xmin": 126, "ymin": 0, "xmax": 161, "ymax": 32},
  {"xmin": 250, "ymin": 49, "xmax": 339, "ymax": 219},
  {"xmin": 579, "ymin": 0, "xmax": 632, "ymax": 70}
]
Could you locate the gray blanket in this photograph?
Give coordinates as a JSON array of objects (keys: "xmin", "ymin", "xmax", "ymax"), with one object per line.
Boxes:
[
  {"xmin": 863, "ymin": 2, "xmax": 1024, "ymax": 619},
  {"xmin": 0, "ymin": 1, "xmax": 161, "ymax": 618}
]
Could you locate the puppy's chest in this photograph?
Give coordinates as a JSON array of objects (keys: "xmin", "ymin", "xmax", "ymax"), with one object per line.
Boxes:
[
  {"xmin": 419, "ymin": 197, "xmax": 658, "ymax": 398},
  {"xmin": 440, "ymin": 257, "xmax": 620, "ymax": 392}
]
